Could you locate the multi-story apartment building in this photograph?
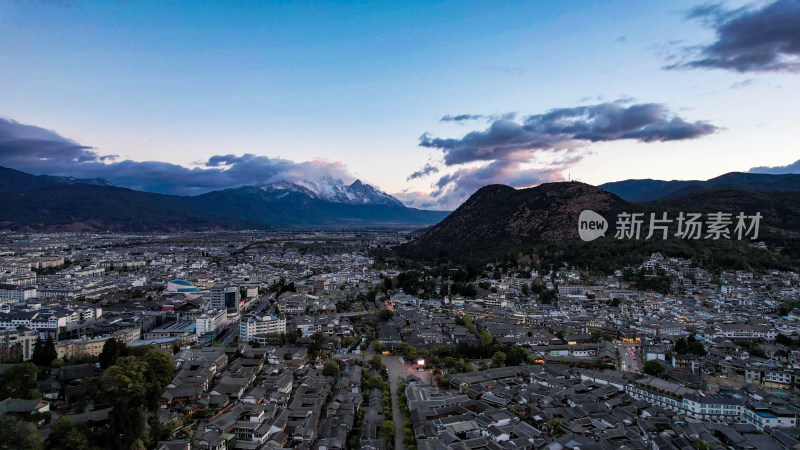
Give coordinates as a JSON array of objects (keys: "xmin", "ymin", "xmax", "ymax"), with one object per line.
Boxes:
[
  {"xmin": 0, "ymin": 328, "xmax": 38, "ymax": 361},
  {"xmin": 742, "ymin": 405, "xmax": 799, "ymax": 430},
  {"xmin": 196, "ymin": 309, "xmax": 227, "ymax": 337},
  {"xmin": 716, "ymin": 324, "xmax": 777, "ymax": 341},
  {"xmin": 240, "ymin": 315, "xmax": 287, "ymax": 342},
  {"xmin": 682, "ymin": 394, "xmax": 742, "ymax": 421},
  {"xmin": 627, "ymin": 377, "xmax": 799, "ymax": 429},
  {"xmin": 208, "ymin": 285, "xmax": 241, "ymax": 314},
  {"xmin": 0, "ymin": 284, "xmax": 37, "ymax": 303},
  {"xmin": 745, "ymin": 363, "xmax": 799, "ymax": 389}
]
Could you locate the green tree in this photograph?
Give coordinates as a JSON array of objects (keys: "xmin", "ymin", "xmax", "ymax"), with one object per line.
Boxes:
[
  {"xmin": 103, "ymin": 356, "xmax": 148, "ymax": 450},
  {"xmin": 381, "ymin": 420, "xmax": 395, "ymax": 438},
  {"xmin": 142, "ymin": 349, "xmax": 175, "ymax": 409},
  {"xmin": 674, "ymin": 337, "xmax": 689, "ymax": 354},
  {"xmin": 103, "ymin": 356, "xmax": 147, "ymax": 403},
  {"xmin": 285, "ymin": 328, "xmax": 302, "ymax": 344},
  {"xmin": 688, "ymin": 341, "xmax": 706, "ymax": 356},
  {"xmin": 401, "ymin": 343, "xmax": 418, "ymax": 361},
  {"xmin": 539, "ymin": 289, "xmax": 558, "ymax": 304},
  {"xmin": 322, "ymin": 360, "xmax": 341, "ymax": 378},
  {"xmin": 47, "ymin": 417, "xmax": 90, "ymax": 450},
  {"xmin": 0, "ymin": 415, "xmax": 43, "ymax": 449},
  {"xmin": 39, "ymin": 338, "xmax": 57, "ymax": 367},
  {"xmin": 369, "ymin": 355, "xmax": 383, "ymax": 370},
  {"xmin": 545, "ymin": 417, "xmax": 561, "ymax": 435},
  {"xmin": 308, "ymin": 332, "xmax": 327, "ymax": 358},
  {"xmin": 146, "ymin": 416, "xmax": 178, "ymax": 446},
  {"xmin": 373, "ymin": 340, "xmax": 384, "ymax": 353},
  {"xmin": 379, "ymin": 309, "xmax": 394, "ymax": 321},
  {"xmin": 31, "ymin": 337, "xmax": 58, "ymax": 367},
  {"xmin": 479, "ymin": 329, "xmax": 493, "ymax": 345},
  {"xmin": 102, "ymin": 349, "xmax": 176, "ymax": 449},
  {"xmin": 0, "ymin": 362, "xmax": 39, "ymax": 399},
  {"xmin": 776, "ymin": 333, "xmax": 796, "ymax": 347},
  {"xmin": 693, "ymin": 439, "xmax": 711, "ymax": 450},
  {"xmin": 749, "ymin": 344, "xmax": 767, "ymax": 359},
  {"xmin": 98, "ymin": 338, "xmax": 122, "ymax": 369},
  {"xmin": 32, "ymin": 338, "xmax": 44, "ymax": 366},
  {"xmin": 643, "ymin": 360, "xmax": 665, "ymax": 377},
  {"xmin": 491, "ymin": 351, "xmax": 507, "ymax": 368},
  {"xmin": 109, "ymin": 399, "xmax": 145, "ymax": 450}
]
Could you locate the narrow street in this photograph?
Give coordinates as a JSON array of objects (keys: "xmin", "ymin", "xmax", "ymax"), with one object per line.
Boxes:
[
  {"xmin": 615, "ymin": 342, "xmax": 641, "ymax": 373},
  {"xmin": 364, "ymin": 346, "xmax": 408, "ymax": 450},
  {"xmin": 386, "ymin": 365, "xmax": 406, "ymax": 450}
]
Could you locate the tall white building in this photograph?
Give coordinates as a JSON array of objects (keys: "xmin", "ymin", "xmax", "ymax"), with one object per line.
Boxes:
[
  {"xmin": 208, "ymin": 285, "xmax": 241, "ymax": 313},
  {"xmin": 240, "ymin": 315, "xmax": 286, "ymax": 342},
  {"xmin": 196, "ymin": 309, "xmax": 227, "ymax": 337}
]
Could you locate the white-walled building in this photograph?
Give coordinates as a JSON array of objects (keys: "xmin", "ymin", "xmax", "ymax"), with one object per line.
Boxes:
[
  {"xmin": 240, "ymin": 315, "xmax": 286, "ymax": 342},
  {"xmin": 196, "ymin": 309, "xmax": 227, "ymax": 337},
  {"xmin": 0, "ymin": 284, "xmax": 37, "ymax": 303}
]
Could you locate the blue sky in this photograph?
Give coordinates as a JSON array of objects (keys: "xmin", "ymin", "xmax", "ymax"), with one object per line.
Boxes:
[{"xmin": 1, "ymin": 0, "xmax": 799, "ymax": 209}]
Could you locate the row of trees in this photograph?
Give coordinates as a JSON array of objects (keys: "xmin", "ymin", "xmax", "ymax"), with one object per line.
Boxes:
[{"xmin": 2, "ymin": 337, "xmax": 59, "ymax": 366}]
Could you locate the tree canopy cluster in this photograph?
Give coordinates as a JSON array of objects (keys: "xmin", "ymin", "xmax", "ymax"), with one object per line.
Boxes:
[
  {"xmin": 98, "ymin": 338, "xmax": 176, "ymax": 449},
  {"xmin": 674, "ymin": 335, "xmax": 706, "ymax": 356}
]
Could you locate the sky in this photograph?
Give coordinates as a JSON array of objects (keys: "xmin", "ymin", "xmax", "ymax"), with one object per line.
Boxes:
[{"xmin": 1, "ymin": 0, "xmax": 799, "ymax": 209}]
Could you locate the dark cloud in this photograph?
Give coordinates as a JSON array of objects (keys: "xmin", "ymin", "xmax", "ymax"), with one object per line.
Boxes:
[
  {"xmin": 749, "ymin": 158, "xmax": 800, "ymax": 174},
  {"xmin": 391, "ymin": 190, "xmax": 445, "ymax": 210},
  {"xmin": 420, "ymin": 101, "xmax": 717, "ymax": 166},
  {"xmin": 406, "ymin": 163, "xmax": 439, "ymax": 181},
  {"xmin": 413, "ymin": 100, "xmax": 717, "ymax": 209},
  {"xmin": 685, "ymin": 3, "xmax": 735, "ymax": 23},
  {"xmin": 440, "ymin": 114, "xmax": 485, "ymax": 122},
  {"xmin": 427, "ymin": 160, "xmax": 566, "ymax": 208},
  {"xmin": 0, "ymin": 117, "xmax": 355, "ymax": 196},
  {"xmin": 668, "ymin": 0, "xmax": 800, "ymax": 73}
]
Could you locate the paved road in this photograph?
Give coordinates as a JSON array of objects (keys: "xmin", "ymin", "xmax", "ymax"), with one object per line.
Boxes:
[
  {"xmin": 380, "ymin": 354, "xmax": 436, "ymax": 450},
  {"xmin": 386, "ymin": 360, "xmax": 406, "ymax": 450},
  {"xmin": 615, "ymin": 343, "xmax": 641, "ymax": 373}
]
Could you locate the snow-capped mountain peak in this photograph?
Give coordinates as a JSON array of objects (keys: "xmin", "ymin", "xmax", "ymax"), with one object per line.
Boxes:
[
  {"xmin": 258, "ymin": 178, "xmax": 404, "ymax": 207},
  {"xmin": 43, "ymin": 175, "xmax": 114, "ymax": 187},
  {"xmin": 258, "ymin": 180, "xmax": 315, "ymax": 197},
  {"xmin": 343, "ymin": 179, "xmax": 405, "ymax": 206}
]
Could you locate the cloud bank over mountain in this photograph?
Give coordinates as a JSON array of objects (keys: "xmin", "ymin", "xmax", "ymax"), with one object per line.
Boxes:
[
  {"xmin": 749, "ymin": 158, "xmax": 800, "ymax": 175},
  {"xmin": 0, "ymin": 117, "xmax": 356, "ymax": 197},
  {"xmin": 408, "ymin": 100, "xmax": 719, "ymax": 208}
]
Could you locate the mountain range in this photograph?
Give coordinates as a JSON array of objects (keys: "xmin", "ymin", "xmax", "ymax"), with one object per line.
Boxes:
[
  {"xmin": 257, "ymin": 179, "xmax": 404, "ymax": 207},
  {"xmin": 399, "ymin": 176, "xmax": 800, "ymax": 269},
  {"xmin": 0, "ymin": 166, "xmax": 448, "ymax": 231},
  {"xmin": 599, "ymin": 172, "xmax": 800, "ymax": 202},
  {"xmin": 5, "ymin": 163, "xmax": 800, "ymax": 249}
]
